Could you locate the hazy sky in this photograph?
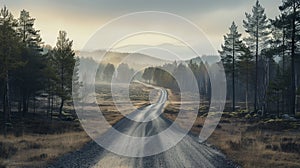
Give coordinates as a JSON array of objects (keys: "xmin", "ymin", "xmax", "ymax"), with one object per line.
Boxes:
[{"xmin": 2, "ymin": 0, "xmax": 282, "ymax": 55}]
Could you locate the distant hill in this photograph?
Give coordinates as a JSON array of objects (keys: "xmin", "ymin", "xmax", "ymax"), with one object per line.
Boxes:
[
  {"xmin": 113, "ymin": 43, "xmax": 197, "ymax": 61},
  {"xmin": 111, "ymin": 43, "xmax": 220, "ymax": 65},
  {"xmin": 75, "ymin": 48, "xmax": 220, "ymax": 75},
  {"xmin": 75, "ymin": 50, "xmax": 171, "ymax": 70},
  {"xmin": 186, "ymin": 55, "xmax": 220, "ymax": 65}
]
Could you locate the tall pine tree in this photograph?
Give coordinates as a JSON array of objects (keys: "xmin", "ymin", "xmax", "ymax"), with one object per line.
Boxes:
[
  {"xmin": 237, "ymin": 45, "xmax": 254, "ymax": 111},
  {"xmin": 17, "ymin": 9, "xmax": 45, "ymax": 115},
  {"xmin": 279, "ymin": 0, "xmax": 300, "ymax": 115},
  {"xmin": 0, "ymin": 6, "xmax": 23, "ymax": 125},
  {"xmin": 52, "ymin": 31, "xmax": 76, "ymax": 116},
  {"xmin": 243, "ymin": 0, "xmax": 271, "ymax": 112},
  {"xmin": 219, "ymin": 22, "xmax": 244, "ymax": 112}
]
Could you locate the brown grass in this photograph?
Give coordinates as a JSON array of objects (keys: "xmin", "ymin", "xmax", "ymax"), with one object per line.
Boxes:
[
  {"xmin": 164, "ymin": 89, "xmax": 300, "ymax": 168},
  {"xmin": 208, "ymin": 121, "xmax": 300, "ymax": 168},
  {"xmin": 0, "ymin": 82, "xmax": 153, "ymax": 168},
  {"xmin": 0, "ymin": 132, "xmax": 90, "ymax": 168},
  {"xmin": 97, "ymin": 82, "xmax": 157, "ymax": 124}
]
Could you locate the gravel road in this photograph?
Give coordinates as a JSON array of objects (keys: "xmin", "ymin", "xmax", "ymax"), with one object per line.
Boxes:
[{"xmin": 48, "ymin": 88, "xmax": 237, "ymax": 168}]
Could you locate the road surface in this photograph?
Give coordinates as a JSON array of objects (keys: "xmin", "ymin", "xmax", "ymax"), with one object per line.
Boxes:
[{"xmin": 48, "ymin": 87, "xmax": 236, "ymax": 168}]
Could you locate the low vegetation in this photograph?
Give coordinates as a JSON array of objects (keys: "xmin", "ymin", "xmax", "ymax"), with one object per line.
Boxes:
[
  {"xmin": 164, "ymin": 90, "xmax": 300, "ymax": 168},
  {"xmin": 0, "ymin": 82, "xmax": 152, "ymax": 167},
  {"xmin": 0, "ymin": 119, "xmax": 90, "ymax": 168}
]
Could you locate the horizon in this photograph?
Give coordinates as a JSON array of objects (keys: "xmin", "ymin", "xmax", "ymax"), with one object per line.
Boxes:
[{"xmin": 3, "ymin": 0, "xmax": 281, "ymax": 58}]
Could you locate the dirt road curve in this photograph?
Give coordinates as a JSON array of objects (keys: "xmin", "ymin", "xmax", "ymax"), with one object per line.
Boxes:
[{"xmin": 48, "ymin": 88, "xmax": 237, "ymax": 168}]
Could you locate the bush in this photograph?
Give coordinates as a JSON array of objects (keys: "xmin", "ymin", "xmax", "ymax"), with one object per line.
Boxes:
[
  {"xmin": 227, "ymin": 140, "xmax": 241, "ymax": 150},
  {"xmin": 245, "ymin": 114, "xmax": 251, "ymax": 119},
  {"xmin": 280, "ymin": 142, "xmax": 300, "ymax": 154},
  {"xmin": 0, "ymin": 142, "xmax": 17, "ymax": 159}
]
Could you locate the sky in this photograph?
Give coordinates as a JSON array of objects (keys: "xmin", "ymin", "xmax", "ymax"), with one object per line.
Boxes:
[{"xmin": 1, "ymin": 0, "xmax": 282, "ymax": 56}]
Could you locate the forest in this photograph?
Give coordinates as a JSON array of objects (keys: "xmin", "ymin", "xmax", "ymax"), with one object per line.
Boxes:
[
  {"xmin": 141, "ymin": 0, "xmax": 300, "ymax": 117},
  {"xmin": 0, "ymin": 1, "xmax": 299, "ymax": 133},
  {"xmin": 0, "ymin": 0, "xmax": 300, "ymax": 167},
  {"xmin": 0, "ymin": 0, "xmax": 299, "ymax": 129},
  {"xmin": 0, "ymin": 6, "xmax": 80, "ymax": 135}
]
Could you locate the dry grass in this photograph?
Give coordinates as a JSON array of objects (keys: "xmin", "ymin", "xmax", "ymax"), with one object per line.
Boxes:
[
  {"xmin": 164, "ymin": 89, "xmax": 300, "ymax": 168},
  {"xmin": 208, "ymin": 121, "xmax": 300, "ymax": 168},
  {"xmin": 0, "ymin": 132, "xmax": 90, "ymax": 168},
  {"xmin": 0, "ymin": 82, "xmax": 154, "ymax": 168},
  {"xmin": 96, "ymin": 82, "xmax": 157, "ymax": 124}
]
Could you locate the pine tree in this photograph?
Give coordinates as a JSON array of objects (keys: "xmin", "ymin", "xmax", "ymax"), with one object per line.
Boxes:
[
  {"xmin": 17, "ymin": 9, "xmax": 45, "ymax": 115},
  {"xmin": 219, "ymin": 22, "xmax": 244, "ymax": 112},
  {"xmin": 237, "ymin": 45, "xmax": 254, "ymax": 111},
  {"xmin": 116, "ymin": 63, "xmax": 134, "ymax": 83},
  {"xmin": 72, "ymin": 57, "xmax": 81, "ymax": 102},
  {"xmin": 52, "ymin": 31, "xmax": 76, "ymax": 116},
  {"xmin": 142, "ymin": 67, "xmax": 154, "ymax": 84},
  {"xmin": 0, "ymin": 6, "xmax": 23, "ymax": 126},
  {"xmin": 267, "ymin": 16, "xmax": 290, "ymax": 113},
  {"xmin": 18, "ymin": 10, "xmax": 42, "ymax": 50},
  {"xmin": 279, "ymin": 0, "xmax": 300, "ymax": 115},
  {"xmin": 103, "ymin": 63, "xmax": 115, "ymax": 82},
  {"xmin": 243, "ymin": 0, "xmax": 271, "ymax": 112},
  {"xmin": 43, "ymin": 45, "xmax": 57, "ymax": 118}
]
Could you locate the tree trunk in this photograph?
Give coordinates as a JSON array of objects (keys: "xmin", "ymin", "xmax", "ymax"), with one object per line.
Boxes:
[
  {"xmin": 5, "ymin": 71, "xmax": 11, "ymax": 122},
  {"xmin": 246, "ymin": 64, "xmax": 249, "ymax": 111},
  {"xmin": 3, "ymin": 87, "xmax": 6, "ymax": 137},
  {"xmin": 47, "ymin": 92, "xmax": 50, "ymax": 117},
  {"xmin": 33, "ymin": 97, "xmax": 36, "ymax": 113},
  {"xmin": 290, "ymin": 3, "xmax": 296, "ymax": 115},
  {"xmin": 3, "ymin": 71, "xmax": 11, "ymax": 137},
  {"xmin": 232, "ymin": 36, "xmax": 236, "ymax": 112},
  {"xmin": 59, "ymin": 65, "xmax": 64, "ymax": 118},
  {"xmin": 51, "ymin": 92, "xmax": 54, "ymax": 120},
  {"xmin": 59, "ymin": 98, "xmax": 64, "ymax": 117},
  {"xmin": 254, "ymin": 20, "xmax": 259, "ymax": 112},
  {"xmin": 282, "ymin": 27, "xmax": 286, "ymax": 114},
  {"xmin": 277, "ymin": 92, "xmax": 280, "ymax": 117},
  {"xmin": 18, "ymin": 88, "xmax": 22, "ymax": 113},
  {"xmin": 22, "ymin": 94, "xmax": 28, "ymax": 116}
]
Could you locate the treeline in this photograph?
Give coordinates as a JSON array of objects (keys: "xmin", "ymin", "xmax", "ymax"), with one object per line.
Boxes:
[
  {"xmin": 142, "ymin": 0, "xmax": 299, "ymax": 116},
  {"xmin": 0, "ymin": 6, "xmax": 79, "ymax": 129},
  {"xmin": 91, "ymin": 62, "xmax": 135, "ymax": 83},
  {"xmin": 219, "ymin": 0, "xmax": 299, "ymax": 115},
  {"xmin": 142, "ymin": 61, "xmax": 211, "ymax": 98}
]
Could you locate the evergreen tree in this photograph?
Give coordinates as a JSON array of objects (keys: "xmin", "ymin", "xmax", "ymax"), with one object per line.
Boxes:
[
  {"xmin": 142, "ymin": 67, "xmax": 154, "ymax": 84},
  {"xmin": 237, "ymin": 45, "xmax": 254, "ymax": 111},
  {"xmin": 243, "ymin": 0, "xmax": 271, "ymax": 112},
  {"xmin": 0, "ymin": 6, "xmax": 23, "ymax": 125},
  {"xmin": 116, "ymin": 63, "xmax": 135, "ymax": 83},
  {"xmin": 18, "ymin": 10, "xmax": 42, "ymax": 50},
  {"xmin": 72, "ymin": 57, "xmax": 81, "ymax": 102},
  {"xmin": 43, "ymin": 45, "xmax": 57, "ymax": 118},
  {"xmin": 52, "ymin": 31, "xmax": 76, "ymax": 116},
  {"xmin": 17, "ymin": 9, "xmax": 45, "ymax": 115},
  {"xmin": 279, "ymin": 0, "xmax": 300, "ymax": 115},
  {"xmin": 219, "ymin": 22, "xmax": 244, "ymax": 112},
  {"xmin": 103, "ymin": 63, "xmax": 115, "ymax": 82}
]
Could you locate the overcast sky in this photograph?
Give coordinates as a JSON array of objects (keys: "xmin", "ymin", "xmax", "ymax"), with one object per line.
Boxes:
[{"xmin": 2, "ymin": 0, "xmax": 282, "ymax": 55}]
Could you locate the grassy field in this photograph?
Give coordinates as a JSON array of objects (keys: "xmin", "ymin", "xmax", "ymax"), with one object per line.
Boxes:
[
  {"xmin": 164, "ymin": 89, "xmax": 300, "ymax": 168},
  {"xmin": 0, "ymin": 82, "xmax": 153, "ymax": 168},
  {"xmin": 0, "ymin": 126, "xmax": 89, "ymax": 168},
  {"xmin": 3, "ymin": 83, "xmax": 298, "ymax": 167}
]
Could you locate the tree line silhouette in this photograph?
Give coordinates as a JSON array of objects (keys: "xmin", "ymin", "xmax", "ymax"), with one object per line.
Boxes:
[
  {"xmin": 142, "ymin": 0, "xmax": 300, "ymax": 116},
  {"xmin": 0, "ymin": 6, "xmax": 79, "ymax": 135}
]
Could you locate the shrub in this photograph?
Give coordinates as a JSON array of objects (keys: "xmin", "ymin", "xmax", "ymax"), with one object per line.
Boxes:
[
  {"xmin": 280, "ymin": 142, "xmax": 300, "ymax": 154},
  {"xmin": 0, "ymin": 142, "xmax": 17, "ymax": 159}
]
